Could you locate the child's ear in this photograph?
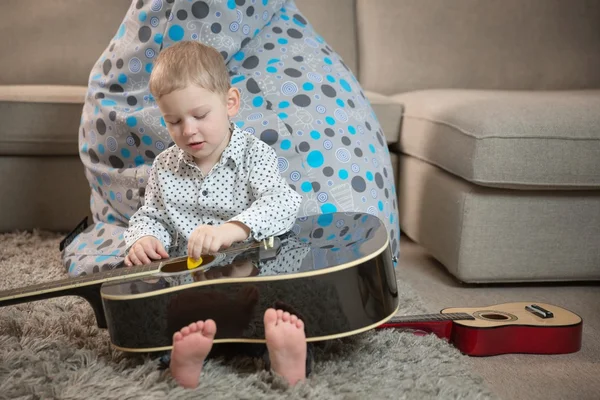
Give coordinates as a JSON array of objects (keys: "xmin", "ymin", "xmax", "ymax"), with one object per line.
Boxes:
[{"xmin": 226, "ymin": 87, "xmax": 240, "ymax": 117}]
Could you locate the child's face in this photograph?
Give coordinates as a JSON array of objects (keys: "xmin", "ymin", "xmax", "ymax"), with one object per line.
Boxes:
[{"xmin": 158, "ymin": 85, "xmax": 240, "ymax": 166}]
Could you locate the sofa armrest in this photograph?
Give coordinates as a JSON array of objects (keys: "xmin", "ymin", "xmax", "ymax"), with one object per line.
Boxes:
[{"xmin": 364, "ymin": 90, "xmax": 404, "ymax": 146}]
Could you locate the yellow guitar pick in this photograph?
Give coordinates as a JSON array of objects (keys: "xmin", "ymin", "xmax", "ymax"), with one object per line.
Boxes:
[{"xmin": 187, "ymin": 256, "xmax": 203, "ymax": 270}]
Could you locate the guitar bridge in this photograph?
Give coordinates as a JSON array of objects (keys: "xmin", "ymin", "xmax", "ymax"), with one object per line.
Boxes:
[
  {"xmin": 259, "ymin": 236, "xmax": 281, "ymax": 261},
  {"xmin": 525, "ymin": 304, "xmax": 554, "ymax": 319}
]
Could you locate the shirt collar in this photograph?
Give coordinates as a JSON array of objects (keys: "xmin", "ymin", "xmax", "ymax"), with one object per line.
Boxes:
[{"xmin": 176, "ymin": 122, "xmax": 245, "ymax": 172}]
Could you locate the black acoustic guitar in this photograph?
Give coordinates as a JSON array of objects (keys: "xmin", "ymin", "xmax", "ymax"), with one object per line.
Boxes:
[{"xmin": 0, "ymin": 212, "xmax": 399, "ymax": 352}]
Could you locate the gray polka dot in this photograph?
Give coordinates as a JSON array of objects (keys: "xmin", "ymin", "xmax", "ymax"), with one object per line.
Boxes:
[
  {"xmin": 138, "ymin": 26, "xmax": 151, "ymax": 43},
  {"xmin": 260, "ymin": 129, "xmax": 278, "ymax": 145},
  {"xmin": 351, "ymin": 176, "xmax": 366, "ymax": 192},
  {"xmin": 88, "ymin": 149, "xmax": 100, "ymax": 164},
  {"xmin": 103, "ymin": 59, "xmax": 112, "ymax": 75},
  {"xmin": 116, "ymin": 59, "xmax": 124, "ymax": 69},
  {"xmin": 312, "ymin": 228, "xmax": 323, "ymax": 238},
  {"xmin": 211, "ymin": 23, "xmax": 221, "ymax": 34},
  {"xmin": 109, "ymin": 111, "xmax": 117, "ymax": 121},
  {"xmin": 109, "ymin": 84, "xmax": 124, "ymax": 93},
  {"xmin": 298, "ymin": 142, "xmax": 310, "ymax": 152},
  {"xmin": 284, "ymin": 68, "xmax": 302, "ymax": 78},
  {"xmin": 341, "ymin": 136, "xmax": 351, "ymax": 146},
  {"xmin": 96, "ymin": 119, "xmax": 106, "ymax": 135},
  {"xmin": 246, "ymin": 78, "xmax": 261, "ymax": 94},
  {"xmin": 126, "ymin": 189, "xmax": 133, "ymax": 200},
  {"xmin": 287, "ymin": 28, "xmax": 303, "ymax": 39},
  {"xmin": 321, "ymin": 84, "xmax": 336, "ymax": 98},
  {"xmin": 97, "ymin": 239, "xmax": 113, "ymax": 251},
  {"xmin": 130, "ymin": 133, "xmax": 141, "ymax": 147},
  {"xmin": 109, "ymin": 156, "xmax": 124, "ymax": 169},
  {"xmin": 191, "ymin": 1, "xmax": 209, "ymax": 19},
  {"xmin": 293, "ymin": 14, "xmax": 307, "ymax": 25},
  {"xmin": 127, "ymin": 96, "xmax": 137, "ymax": 106},
  {"xmin": 312, "ymin": 182, "xmax": 321, "ymax": 192},
  {"xmin": 323, "ymin": 166, "xmax": 334, "ymax": 177},
  {"xmin": 375, "ymin": 173, "xmax": 384, "ymax": 189},
  {"xmin": 324, "ymin": 128, "xmax": 335, "ymax": 137},
  {"xmin": 354, "ymin": 148, "xmax": 363, "ymax": 157},
  {"xmin": 177, "ymin": 10, "xmax": 188, "ymax": 20},
  {"xmin": 242, "ymin": 56, "xmax": 259, "ymax": 69},
  {"xmin": 292, "ymin": 94, "xmax": 311, "ymax": 107}
]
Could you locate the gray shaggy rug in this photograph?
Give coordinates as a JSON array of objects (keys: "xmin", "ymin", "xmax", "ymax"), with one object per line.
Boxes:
[{"xmin": 0, "ymin": 231, "xmax": 496, "ymax": 400}]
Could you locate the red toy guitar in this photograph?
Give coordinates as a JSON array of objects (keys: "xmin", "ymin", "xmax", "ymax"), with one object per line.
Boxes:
[{"xmin": 377, "ymin": 302, "xmax": 582, "ymax": 356}]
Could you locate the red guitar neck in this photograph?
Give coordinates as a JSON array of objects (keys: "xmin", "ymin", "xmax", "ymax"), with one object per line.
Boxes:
[{"xmin": 377, "ymin": 312, "xmax": 473, "ymax": 340}]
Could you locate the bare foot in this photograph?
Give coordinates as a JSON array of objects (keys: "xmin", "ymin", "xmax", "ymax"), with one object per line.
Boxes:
[
  {"xmin": 170, "ymin": 320, "xmax": 217, "ymax": 388},
  {"xmin": 264, "ymin": 308, "xmax": 307, "ymax": 386}
]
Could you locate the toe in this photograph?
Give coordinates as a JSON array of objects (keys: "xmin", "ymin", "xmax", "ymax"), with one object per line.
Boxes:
[
  {"xmin": 282, "ymin": 312, "xmax": 291, "ymax": 322},
  {"xmin": 181, "ymin": 326, "xmax": 190, "ymax": 336},
  {"xmin": 173, "ymin": 332, "xmax": 183, "ymax": 342},
  {"xmin": 290, "ymin": 315, "xmax": 298, "ymax": 324},
  {"xmin": 188, "ymin": 322, "xmax": 199, "ymax": 333},
  {"xmin": 203, "ymin": 319, "xmax": 217, "ymax": 339},
  {"xmin": 264, "ymin": 308, "xmax": 278, "ymax": 327},
  {"xmin": 296, "ymin": 320, "xmax": 304, "ymax": 330},
  {"xmin": 276, "ymin": 309, "xmax": 284, "ymax": 321}
]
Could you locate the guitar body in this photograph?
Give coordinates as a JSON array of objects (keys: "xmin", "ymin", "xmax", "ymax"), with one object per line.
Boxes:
[
  {"xmin": 99, "ymin": 213, "xmax": 398, "ymax": 352},
  {"xmin": 378, "ymin": 302, "xmax": 582, "ymax": 356}
]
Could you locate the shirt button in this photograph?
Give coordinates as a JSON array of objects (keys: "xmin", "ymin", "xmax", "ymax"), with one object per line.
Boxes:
[{"xmin": 202, "ymin": 190, "xmax": 208, "ymax": 196}]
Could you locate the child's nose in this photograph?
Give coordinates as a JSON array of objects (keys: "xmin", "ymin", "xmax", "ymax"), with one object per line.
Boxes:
[{"xmin": 182, "ymin": 120, "xmax": 196, "ymax": 136}]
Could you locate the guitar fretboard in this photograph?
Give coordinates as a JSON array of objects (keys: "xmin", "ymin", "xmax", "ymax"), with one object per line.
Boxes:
[
  {"xmin": 0, "ymin": 263, "xmax": 158, "ymax": 302},
  {"xmin": 389, "ymin": 312, "xmax": 475, "ymax": 323}
]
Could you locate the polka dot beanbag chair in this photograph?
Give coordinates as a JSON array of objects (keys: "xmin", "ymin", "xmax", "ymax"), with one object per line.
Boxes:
[{"xmin": 65, "ymin": 0, "xmax": 400, "ymax": 277}]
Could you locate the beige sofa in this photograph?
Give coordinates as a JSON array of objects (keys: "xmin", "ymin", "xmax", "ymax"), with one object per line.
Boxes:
[{"xmin": 1, "ymin": 0, "xmax": 599, "ymax": 283}]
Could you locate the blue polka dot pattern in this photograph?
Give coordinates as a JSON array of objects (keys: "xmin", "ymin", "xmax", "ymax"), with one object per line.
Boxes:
[{"xmin": 65, "ymin": 0, "xmax": 400, "ymax": 277}]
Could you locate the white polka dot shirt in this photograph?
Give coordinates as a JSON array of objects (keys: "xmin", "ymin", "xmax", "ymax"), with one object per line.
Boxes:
[{"xmin": 124, "ymin": 124, "xmax": 303, "ymax": 256}]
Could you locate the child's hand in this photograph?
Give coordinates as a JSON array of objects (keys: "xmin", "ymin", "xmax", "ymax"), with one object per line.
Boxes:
[
  {"xmin": 188, "ymin": 222, "xmax": 250, "ymax": 260},
  {"xmin": 125, "ymin": 236, "xmax": 169, "ymax": 266}
]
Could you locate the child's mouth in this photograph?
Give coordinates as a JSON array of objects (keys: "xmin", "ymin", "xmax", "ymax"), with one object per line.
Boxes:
[{"xmin": 189, "ymin": 141, "xmax": 205, "ymax": 150}]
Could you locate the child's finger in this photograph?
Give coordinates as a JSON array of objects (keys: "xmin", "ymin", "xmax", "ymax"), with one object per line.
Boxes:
[
  {"xmin": 191, "ymin": 236, "xmax": 204, "ymax": 260},
  {"xmin": 143, "ymin": 242, "xmax": 162, "ymax": 260},
  {"xmin": 156, "ymin": 243, "xmax": 169, "ymax": 258},
  {"xmin": 202, "ymin": 236, "xmax": 213, "ymax": 255},
  {"xmin": 134, "ymin": 245, "xmax": 151, "ymax": 265},
  {"xmin": 128, "ymin": 251, "xmax": 141, "ymax": 266},
  {"xmin": 209, "ymin": 237, "xmax": 221, "ymax": 254}
]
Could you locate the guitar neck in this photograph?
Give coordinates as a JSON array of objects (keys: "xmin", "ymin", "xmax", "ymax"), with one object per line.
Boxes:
[
  {"xmin": 388, "ymin": 312, "xmax": 475, "ymax": 323},
  {"xmin": 0, "ymin": 263, "xmax": 158, "ymax": 307}
]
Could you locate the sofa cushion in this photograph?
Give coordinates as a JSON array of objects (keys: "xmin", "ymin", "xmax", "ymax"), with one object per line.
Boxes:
[
  {"xmin": 0, "ymin": 0, "xmax": 129, "ymax": 86},
  {"xmin": 395, "ymin": 89, "xmax": 600, "ymax": 189},
  {"xmin": 0, "ymin": 85, "xmax": 85, "ymax": 156},
  {"xmin": 356, "ymin": 0, "xmax": 600, "ymax": 95}
]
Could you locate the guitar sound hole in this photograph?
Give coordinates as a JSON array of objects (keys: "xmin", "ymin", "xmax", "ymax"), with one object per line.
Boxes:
[{"xmin": 480, "ymin": 313, "xmax": 509, "ymax": 320}]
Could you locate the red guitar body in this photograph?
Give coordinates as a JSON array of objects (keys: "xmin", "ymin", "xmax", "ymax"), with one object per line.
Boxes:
[{"xmin": 377, "ymin": 302, "xmax": 583, "ymax": 356}]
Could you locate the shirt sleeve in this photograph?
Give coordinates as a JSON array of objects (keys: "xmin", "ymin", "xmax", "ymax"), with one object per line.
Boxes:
[
  {"xmin": 228, "ymin": 140, "xmax": 303, "ymax": 241},
  {"xmin": 124, "ymin": 163, "xmax": 173, "ymax": 251}
]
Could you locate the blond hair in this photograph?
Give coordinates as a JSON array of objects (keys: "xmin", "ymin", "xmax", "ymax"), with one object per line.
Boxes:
[{"xmin": 149, "ymin": 41, "xmax": 230, "ymax": 100}]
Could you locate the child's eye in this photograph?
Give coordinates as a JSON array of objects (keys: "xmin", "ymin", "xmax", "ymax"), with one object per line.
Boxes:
[
  {"xmin": 194, "ymin": 114, "xmax": 207, "ymax": 120},
  {"xmin": 166, "ymin": 120, "xmax": 180, "ymax": 125}
]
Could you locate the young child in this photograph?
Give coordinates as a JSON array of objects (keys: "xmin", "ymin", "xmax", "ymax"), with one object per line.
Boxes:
[{"xmin": 123, "ymin": 41, "xmax": 306, "ymax": 388}]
